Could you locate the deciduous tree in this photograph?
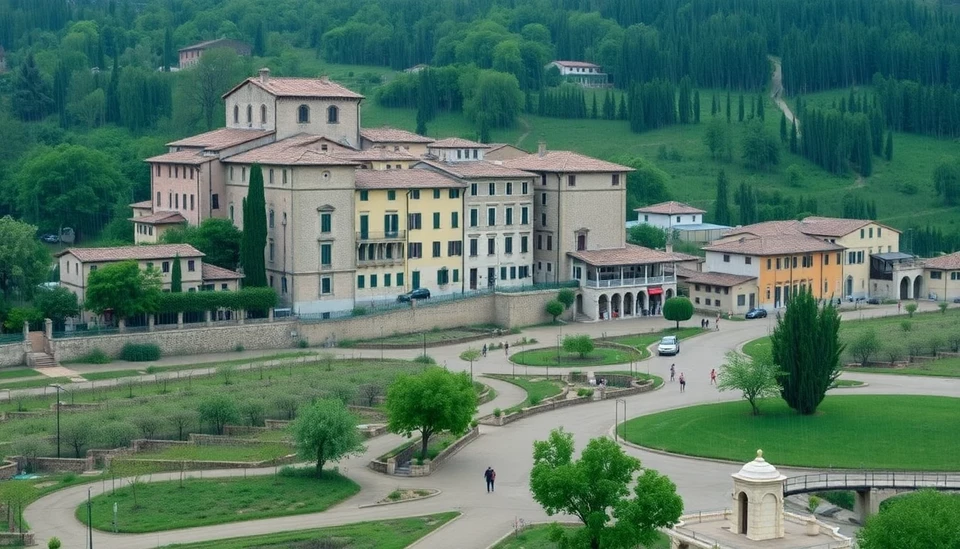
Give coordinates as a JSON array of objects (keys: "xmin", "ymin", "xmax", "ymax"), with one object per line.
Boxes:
[
  {"xmin": 182, "ymin": 48, "xmax": 246, "ymax": 129},
  {"xmin": 292, "ymin": 399, "xmax": 366, "ymax": 476},
  {"xmin": 197, "ymin": 394, "xmax": 240, "ymax": 435},
  {"xmin": 385, "ymin": 367, "xmax": 475, "ymax": 460},
  {"xmin": 161, "ymin": 218, "xmax": 242, "ymax": 270},
  {"xmin": 459, "ymin": 348, "xmax": 482, "ymax": 380},
  {"xmin": 0, "ymin": 217, "xmax": 50, "ymax": 300},
  {"xmin": 628, "ymin": 224, "xmax": 668, "ymax": 249},
  {"xmin": 741, "ymin": 119, "xmax": 780, "ymax": 171},
  {"xmin": 557, "ymin": 288, "xmax": 576, "ymax": 309},
  {"xmin": 858, "ymin": 490, "xmax": 960, "ymax": 549},
  {"xmin": 546, "ymin": 300, "xmax": 564, "ymax": 322},
  {"xmin": 84, "ymin": 261, "xmax": 161, "ymax": 321},
  {"xmin": 563, "ymin": 334, "xmax": 594, "ymax": 358},
  {"xmin": 530, "ymin": 429, "xmax": 683, "ymax": 549},
  {"xmin": 717, "ymin": 351, "xmax": 782, "ymax": 415},
  {"xmin": 662, "ymin": 297, "xmax": 694, "ymax": 330},
  {"xmin": 772, "ymin": 290, "xmax": 843, "ymax": 415}
]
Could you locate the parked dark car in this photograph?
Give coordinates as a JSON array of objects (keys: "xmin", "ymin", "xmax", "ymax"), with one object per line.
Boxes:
[
  {"xmin": 745, "ymin": 308, "xmax": 768, "ymax": 319},
  {"xmin": 953, "ymin": 297, "xmax": 960, "ymax": 304},
  {"xmin": 866, "ymin": 297, "xmax": 882, "ymax": 305},
  {"xmin": 397, "ymin": 288, "xmax": 431, "ymax": 302}
]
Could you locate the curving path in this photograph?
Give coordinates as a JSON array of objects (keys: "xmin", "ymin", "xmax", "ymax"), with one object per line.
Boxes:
[{"xmin": 26, "ymin": 302, "xmax": 957, "ymax": 548}]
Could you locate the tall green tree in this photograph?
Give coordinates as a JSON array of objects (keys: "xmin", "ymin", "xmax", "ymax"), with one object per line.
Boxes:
[
  {"xmin": 884, "ymin": 131, "xmax": 893, "ymax": 161},
  {"xmin": 858, "ymin": 491, "xmax": 960, "ymax": 549},
  {"xmin": 530, "ymin": 429, "xmax": 683, "ymax": 549},
  {"xmin": 677, "ymin": 76, "xmax": 692, "ymax": 124},
  {"xmin": 170, "ymin": 253, "xmax": 182, "ymax": 292},
  {"xmin": 771, "ymin": 290, "xmax": 843, "ymax": 415},
  {"xmin": 33, "ymin": 287, "xmax": 79, "ymax": 326},
  {"xmin": 385, "ymin": 367, "xmax": 475, "ymax": 460},
  {"xmin": 741, "ymin": 119, "xmax": 780, "ymax": 171},
  {"xmin": 738, "ymin": 94, "xmax": 745, "ymax": 122},
  {"xmin": 253, "ymin": 22, "xmax": 266, "ymax": 57},
  {"xmin": 693, "ymin": 90, "xmax": 701, "ymax": 123},
  {"xmin": 181, "ymin": 48, "xmax": 245, "ymax": 130},
  {"xmin": 780, "ymin": 112, "xmax": 788, "ymax": 142},
  {"xmin": 756, "ymin": 93, "xmax": 765, "ymax": 120},
  {"xmin": 717, "ymin": 351, "xmax": 783, "ymax": 415},
  {"xmin": 240, "ymin": 164, "xmax": 268, "ymax": 287},
  {"xmin": 790, "ymin": 120, "xmax": 799, "ymax": 153},
  {"xmin": 933, "ymin": 161, "xmax": 960, "ymax": 206},
  {"xmin": 627, "ymin": 224, "xmax": 668, "ymax": 249},
  {"xmin": 714, "ymin": 170, "xmax": 731, "ymax": 224},
  {"xmin": 84, "ymin": 261, "xmax": 161, "ymax": 322},
  {"xmin": 662, "ymin": 297, "xmax": 693, "ymax": 329},
  {"xmin": 703, "ymin": 118, "xmax": 732, "ymax": 161},
  {"xmin": 12, "ymin": 53, "xmax": 53, "ymax": 122},
  {"xmin": 726, "ymin": 91, "xmax": 732, "ymax": 123},
  {"xmin": 0, "ymin": 217, "xmax": 51, "ymax": 300},
  {"xmin": 162, "ymin": 27, "xmax": 174, "ymax": 71},
  {"xmin": 160, "ymin": 218, "xmax": 242, "ymax": 270},
  {"xmin": 292, "ymin": 399, "xmax": 366, "ymax": 476}
]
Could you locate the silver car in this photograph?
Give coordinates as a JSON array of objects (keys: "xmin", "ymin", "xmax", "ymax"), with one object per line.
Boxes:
[{"xmin": 657, "ymin": 335, "xmax": 680, "ymax": 356}]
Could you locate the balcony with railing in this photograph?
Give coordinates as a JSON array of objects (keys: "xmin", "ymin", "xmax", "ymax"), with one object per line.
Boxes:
[
  {"xmin": 583, "ymin": 273, "xmax": 676, "ymax": 288},
  {"xmin": 357, "ymin": 241, "xmax": 404, "ymax": 267},
  {"xmin": 356, "ymin": 230, "xmax": 406, "ymax": 242}
]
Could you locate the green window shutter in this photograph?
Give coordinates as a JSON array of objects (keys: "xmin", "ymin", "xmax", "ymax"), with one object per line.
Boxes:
[
  {"xmin": 357, "ymin": 275, "xmax": 365, "ymax": 289},
  {"xmin": 397, "ymin": 272, "xmax": 404, "ymax": 287},
  {"xmin": 433, "ymin": 212, "xmax": 441, "ymax": 229},
  {"xmin": 412, "ymin": 271, "xmax": 420, "ymax": 289}
]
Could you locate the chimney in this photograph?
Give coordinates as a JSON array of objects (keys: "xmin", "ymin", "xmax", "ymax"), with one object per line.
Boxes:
[
  {"xmin": 258, "ymin": 67, "xmax": 270, "ymax": 84},
  {"xmin": 537, "ymin": 140, "xmax": 546, "ymax": 157},
  {"xmin": 320, "ymin": 75, "xmax": 329, "ymax": 83}
]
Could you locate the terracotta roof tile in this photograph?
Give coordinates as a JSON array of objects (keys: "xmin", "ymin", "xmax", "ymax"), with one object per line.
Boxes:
[
  {"xmin": 129, "ymin": 200, "xmax": 153, "ymax": 209},
  {"xmin": 225, "ymin": 76, "xmax": 363, "ymax": 100},
  {"xmin": 428, "ymin": 137, "xmax": 490, "ymax": 149},
  {"xmin": 723, "ymin": 220, "xmax": 803, "ymax": 238},
  {"xmin": 634, "ymin": 201, "xmax": 706, "ymax": 215},
  {"xmin": 568, "ymin": 244, "xmax": 696, "ymax": 266},
  {"xmin": 145, "ymin": 150, "xmax": 215, "ymax": 165},
  {"xmin": 923, "ymin": 252, "xmax": 960, "ymax": 271},
  {"xmin": 338, "ymin": 148, "xmax": 418, "ymax": 162},
  {"xmin": 201, "ymin": 263, "xmax": 244, "ymax": 280},
  {"xmin": 703, "ymin": 234, "xmax": 843, "ymax": 255},
  {"xmin": 502, "ymin": 150, "xmax": 634, "ymax": 173},
  {"xmin": 128, "ymin": 211, "xmax": 187, "ymax": 225},
  {"xmin": 799, "ymin": 216, "xmax": 900, "ymax": 237},
  {"xmin": 57, "ymin": 244, "xmax": 203, "ymax": 262},
  {"xmin": 417, "ymin": 160, "xmax": 536, "ymax": 179},
  {"xmin": 223, "ymin": 135, "xmax": 361, "ymax": 166},
  {"xmin": 360, "ymin": 127, "xmax": 434, "ymax": 144},
  {"xmin": 167, "ymin": 128, "xmax": 274, "ymax": 151},
  {"xmin": 354, "ymin": 170, "xmax": 464, "ymax": 190},
  {"xmin": 179, "ymin": 38, "xmax": 250, "ymax": 52},
  {"xmin": 552, "ymin": 60, "xmax": 601, "ymax": 68},
  {"xmin": 679, "ymin": 270, "xmax": 757, "ymax": 287}
]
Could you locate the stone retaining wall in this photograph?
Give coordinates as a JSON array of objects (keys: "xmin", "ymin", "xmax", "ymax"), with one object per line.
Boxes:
[
  {"xmin": 264, "ymin": 419, "xmax": 291, "ymax": 430},
  {"xmin": 0, "ymin": 533, "xmax": 34, "ymax": 546},
  {"xmin": 0, "ymin": 460, "xmax": 16, "ymax": 480},
  {"xmin": 108, "ymin": 454, "xmax": 297, "ymax": 472},
  {"xmin": 0, "ymin": 343, "xmax": 24, "ymax": 368},
  {"xmin": 407, "ymin": 426, "xmax": 479, "ymax": 476},
  {"xmin": 223, "ymin": 425, "xmax": 270, "ymax": 437},
  {"xmin": 188, "ymin": 434, "xmax": 289, "ymax": 447},
  {"xmin": 13, "ymin": 455, "xmax": 94, "ymax": 473}
]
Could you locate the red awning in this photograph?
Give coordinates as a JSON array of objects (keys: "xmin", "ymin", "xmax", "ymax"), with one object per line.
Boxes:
[{"xmin": 648, "ymin": 287, "xmax": 663, "ymax": 295}]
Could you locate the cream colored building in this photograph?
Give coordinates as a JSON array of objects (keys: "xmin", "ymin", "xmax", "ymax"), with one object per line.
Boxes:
[
  {"xmin": 678, "ymin": 269, "xmax": 758, "ymax": 315},
  {"xmin": 922, "ymin": 251, "xmax": 960, "ymax": 301}
]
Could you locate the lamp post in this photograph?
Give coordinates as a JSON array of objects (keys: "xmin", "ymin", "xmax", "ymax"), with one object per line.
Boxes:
[
  {"xmin": 614, "ymin": 398, "xmax": 627, "ymax": 442},
  {"xmin": 421, "ymin": 332, "xmax": 427, "ymax": 359},
  {"xmin": 380, "ymin": 325, "xmax": 384, "ymax": 362},
  {"xmin": 87, "ymin": 487, "xmax": 94, "ymax": 549},
  {"xmin": 51, "ymin": 384, "xmax": 63, "ymax": 458}
]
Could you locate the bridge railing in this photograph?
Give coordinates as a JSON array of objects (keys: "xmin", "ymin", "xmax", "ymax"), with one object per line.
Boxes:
[{"xmin": 784, "ymin": 472, "xmax": 960, "ymax": 494}]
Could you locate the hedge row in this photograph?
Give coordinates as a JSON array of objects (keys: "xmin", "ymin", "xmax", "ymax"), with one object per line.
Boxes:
[{"xmin": 155, "ymin": 287, "xmax": 278, "ymax": 314}]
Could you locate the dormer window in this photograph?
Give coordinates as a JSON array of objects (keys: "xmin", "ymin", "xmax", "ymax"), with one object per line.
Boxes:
[
  {"xmin": 327, "ymin": 105, "xmax": 339, "ymax": 123},
  {"xmin": 298, "ymin": 105, "xmax": 310, "ymax": 123}
]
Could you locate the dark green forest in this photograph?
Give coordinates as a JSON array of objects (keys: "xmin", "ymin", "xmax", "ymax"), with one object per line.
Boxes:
[{"xmin": 1, "ymin": 0, "xmax": 960, "ymax": 245}]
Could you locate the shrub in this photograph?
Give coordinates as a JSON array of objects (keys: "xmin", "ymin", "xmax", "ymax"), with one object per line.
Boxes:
[
  {"xmin": 351, "ymin": 306, "xmax": 368, "ymax": 317},
  {"xmin": 470, "ymin": 420, "xmax": 479, "ymax": 428},
  {"xmin": 808, "ymin": 495, "xmax": 821, "ymax": 513},
  {"xmin": 905, "ymin": 302, "xmax": 918, "ymax": 317},
  {"xmin": 48, "ymin": 537, "xmax": 61, "ymax": 549},
  {"xmin": 78, "ymin": 348, "xmax": 111, "ymax": 364},
  {"xmin": 938, "ymin": 302, "xmax": 949, "ymax": 314},
  {"xmin": 563, "ymin": 334, "xmax": 595, "ymax": 358},
  {"xmin": 528, "ymin": 395, "xmax": 542, "ymax": 406},
  {"xmin": 493, "ymin": 408, "xmax": 502, "ymax": 417},
  {"xmin": 949, "ymin": 331, "xmax": 960, "ymax": 352},
  {"xmin": 907, "ymin": 339, "xmax": 925, "ymax": 358},
  {"xmin": 119, "ymin": 343, "xmax": 161, "ymax": 362},
  {"xmin": 900, "ymin": 320, "xmax": 912, "ymax": 332},
  {"xmin": 154, "ymin": 287, "xmax": 277, "ymax": 314},
  {"xmin": 577, "ymin": 388, "xmax": 594, "ymax": 398},
  {"xmin": 557, "ymin": 288, "xmax": 576, "ymax": 309},
  {"xmin": 884, "ymin": 345, "xmax": 904, "ymax": 364},
  {"xmin": 927, "ymin": 335, "xmax": 945, "ymax": 355},
  {"xmin": 849, "ymin": 330, "xmax": 881, "ymax": 365},
  {"xmin": 297, "ymin": 338, "xmax": 309, "ymax": 348},
  {"xmin": 413, "ymin": 354, "xmax": 436, "ymax": 365},
  {"xmin": 387, "ymin": 490, "xmax": 403, "ymax": 501},
  {"xmin": 234, "ymin": 343, "xmax": 245, "ymax": 352},
  {"xmin": 546, "ymin": 300, "xmax": 564, "ymax": 322}
]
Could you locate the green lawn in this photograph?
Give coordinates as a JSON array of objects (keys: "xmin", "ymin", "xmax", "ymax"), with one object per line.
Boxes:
[
  {"xmin": 344, "ymin": 326, "xmax": 495, "ymax": 346},
  {"xmin": 0, "ymin": 376, "xmax": 72, "ymax": 390},
  {"xmin": 161, "ymin": 513, "xmax": 459, "ymax": 549},
  {"xmin": 486, "ymin": 375, "xmax": 565, "ymax": 412},
  {"xmin": 129, "ymin": 444, "xmax": 292, "ymax": 462},
  {"xmin": 611, "ymin": 327, "xmax": 707, "ymax": 359},
  {"xmin": 0, "ymin": 368, "xmax": 42, "ymax": 381},
  {"xmin": 81, "ymin": 369, "xmax": 143, "ymax": 381},
  {"xmin": 510, "ymin": 347, "xmax": 639, "ymax": 367},
  {"xmin": 621, "ymin": 395, "xmax": 960, "ymax": 470},
  {"xmin": 600, "ymin": 371, "xmax": 664, "ymax": 389},
  {"xmin": 846, "ymin": 357, "xmax": 960, "ymax": 378},
  {"xmin": 82, "ymin": 468, "xmax": 360, "ymax": 533},
  {"xmin": 742, "ymin": 337, "xmax": 772, "ymax": 359},
  {"xmin": 492, "ymin": 524, "xmax": 669, "ymax": 549}
]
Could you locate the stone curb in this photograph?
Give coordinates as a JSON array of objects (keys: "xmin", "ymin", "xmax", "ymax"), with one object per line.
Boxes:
[
  {"xmin": 406, "ymin": 511, "xmax": 464, "ymax": 548},
  {"xmin": 357, "ymin": 489, "xmax": 442, "ymax": 509}
]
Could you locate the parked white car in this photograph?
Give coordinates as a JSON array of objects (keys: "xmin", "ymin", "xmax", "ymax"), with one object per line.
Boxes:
[{"xmin": 657, "ymin": 335, "xmax": 680, "ymax": 356}]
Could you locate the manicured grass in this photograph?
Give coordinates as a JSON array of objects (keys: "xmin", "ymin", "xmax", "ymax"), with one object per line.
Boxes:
[
  {"xmin": 830, "ymin": 379, "xmax": 864, "ymax": 388},
  {"xmin": 380, "ymin": 432, "xmax": 458, "ymax": 462},
  {"xmin": 344, "ymin": 325, "xmax": 498, "ymax": 346},
  {"xmin": 741, "ymin": 337, "xmax": 772, "ymax": 359},
  {"xmin": 492, "ymin": 524, "xmax": 669, "ymax": 549},
  {"xmin": 129, "ymin": 444, "xmax": 292, "ymax": 462},
  {"xmin": 142, "ymin": 351, "xmax": 316, "ymax": 373},
  {"xmin": 81, "ymin": 369, "xmax": 143, "ymax": 381},
  {"xmin": 486, "ymin": 375, "xmax": 565, "ymax": 412},
  {"xmin": 612, "ymin": 327, "xmax": 707, "ymax": 359},
  {"xmin": 162, "ymin": 512, "xmax": 460, "ymax": 549},
  {"xmin": 846, "ymin": 358, "xmax": 960, "ymax": 378},
  {"xmin": 599, "ymin": 371, "xmax": 665, "ymax": 389},
  {"xmin": 0, "ymin": 368, "xmax": 41, "ymax": 381},
  {"xmin": 0, "ymin": 376, "xmax": 72, "ymax": 390},
  {"xmin": 82, "ymin": 468, "xmax": 360, "ymax": 533},
  {"xmin": 621, "ymin": 395, "xmax": 960, "ymax": 470},
  {"xmin": 511, "ymin": 347, "xmax": 639, "ymax": 367}
]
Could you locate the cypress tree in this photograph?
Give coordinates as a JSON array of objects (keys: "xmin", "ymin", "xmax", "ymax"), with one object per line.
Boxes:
[
  {"xmin": 591, "ymin": 94, "xmax": 598, "ymax": 119},
  {"xmin": 693, "ymin": 90, "xmax": 701, "ymax": 123},
  {"xmin": 780, "ymin": 112, "xmax": 788, "ymax": 142},
  {"xmin": 726, "ymin": 92, "xmax": 732, "ymax": 123},
  {"xmin": 241, "ymin": 164, "xmax": 268, "ymax": 288},
  {"xmin": 163, "ymin": 27, "xmax": 174, "ymax": 71},
  {"xmin": 714, "ymin": 170, "xmax": 731, "ymax": 225},
  {"xmin": 790, "ymin": 120, "xmax": 798, "ymax": 153},
  {"xmin": 756, "ymin": 94, "xmax": 764, "ymax": 121},
  {"xmin": 171, "ymin": 253, "xmax": 183, "ymax": 292},
  {"xmin": 711, "ymin": 94, "xmax": 718, "ymax": 116},
  {"xmin": 415, "ymin": 105, "xmax": 427, "ymax": 136},
  {"xmin": 617, "ymin": 95, "xmax": 627, "ymax": 120},
  {"xmin": 738, "ymin": 94, "xmax": 745, "ymax": 122},
  {"xmin": 678, "ymin": 76, "xmax": 692, "ymax": 124},
  {"xmin": 772, "ymin": 290, "xmax": 842, "ymax": 415},
  {"xmin": 884, "ymin": 131, "xmax": 893, "ymax": 161},
  {"xmin": 749, "ymin": 95, "xmax": 755, "ymax": 118},
  {"xmin": 254, "ymin": 22, "xmax": 266, "ymax": 57},
  {"xmin": 53, "ymin": 62, "xmax": 70, "ymax": 128}
]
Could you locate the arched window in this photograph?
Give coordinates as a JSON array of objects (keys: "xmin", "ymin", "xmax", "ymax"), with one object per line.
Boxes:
[
  {"xmin": 246, "ymin": 105, "xmax": 252, "ymax": 124},
  {"xmin": 260, "ymin": 104, "xmax": 267, "ymax": 124},
  {"xmin": 233, "ymin": 105, "xmax": 239, "ymax": 123},
  {"xmin": 269, "ymin": 209, "xmax": 275, "ymax": 229},
  {"xmin": 298, "ymin": 104, "xmax": 310, "ymax": 123},
  {"xmin": 229, "ymin": 204, "xmax": 235, "ymax": 222},
  {"xmin": 327, "ymin": 105, "xmax": 339, "ymax": 123}
]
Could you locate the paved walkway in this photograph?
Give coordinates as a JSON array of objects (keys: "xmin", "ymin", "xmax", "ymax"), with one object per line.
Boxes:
[{"xmin": 24, "ymin": 301, "xmax": 955, "ymax": 548}]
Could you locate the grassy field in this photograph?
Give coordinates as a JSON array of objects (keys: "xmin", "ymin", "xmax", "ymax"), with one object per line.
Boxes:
[
  {"xmin": 510, "ymin": 346, "xmax": 639, "ymax": 367},
  {"xmin": 622, "ymin": 395, "xmax": 960, "ymax": 470},
  {"xmin": 492, "ymin": 524, "xmax": 670, "ymax": 549},
  {"xmin": 162, "ymin": 513, "xmax": 459, "ymax": 549},
  {"xmin": 846, "ymin": 357, "xmax": 960, "ymax": 378},
  {"xmin": 83, "ymin": 468, "xmax": 360, "ymax": 533},
  {"xmin": 344, "ymin": 325, "xmax": 496, "ymax": 346},
  {"xmin": 486, "ymin": 375, "xmax": 565, "ymax": 412},
  {"xmin": 129, "ymin": 444, "xmax": 292, "ymax": 462},
  {"xmin": 80, "ymin": 369, "xmax": 143, "ymax": 381},
  {"xmin": 0, "ymin": 368, "xmax": 41, "ymax": 381},
  {"xmin": 362, "ymin": 85, "xmax": 960, "ymax": 233},
  {"xmin": 0, "ymin": 376, "xmax": 71, "ymax": 390}
]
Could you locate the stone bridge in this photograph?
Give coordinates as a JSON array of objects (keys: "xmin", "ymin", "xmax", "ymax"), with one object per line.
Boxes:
[{"xmin": 783, "ymin": 472, "xmax": 960, "ymax": 523}]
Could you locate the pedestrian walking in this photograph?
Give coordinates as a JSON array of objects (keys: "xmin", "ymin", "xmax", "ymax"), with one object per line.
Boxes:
[
  {"xmin": 705, "ymin": 319, "xmax": 710, "ymax": 329},
  {"xmin": 504, "ymin": 342, "xmax": 509, "ymax": 355},
  {"xmin": 715, "ymin": 318, "xmax": 720, "ymax": 331},
  {"xmin": 482, "ymin": 344, "xmax": 487, "ymax": 357},
  {"xmin": 484, "ymin": 466, "xmax": 496, "ymax": 492},
  {"xmin": 898, "ymin": 301, "xmax": 902, "ymax": 314},
  {"xmin": 679, "ymin": 373, "xmax": 686, "ymax": 392},
  {"xmin": 669, "ymin": 364, "xmax": 675, "ymax": 382},
  {"xmin": 710, "ymin": 368, "xmax": 717, "ymax": 385}
]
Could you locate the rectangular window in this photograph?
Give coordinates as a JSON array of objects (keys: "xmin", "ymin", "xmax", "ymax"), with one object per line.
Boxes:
[
  {"xmin": 357, "ymin": 275, "xmax": 365, "ymax": 289},
  {"xmin": 723, "ymin": 255, "xmax": 730, "ymax": 263},
  {"xmin": 453, "ymin": 269, "xmax": 459, "ymax": 283},
  {"xmin": 521, "ymin": 236, "xmax": 529, "ymax": 253},
  {"xmin": 792, "ymin": 256, "xmax": 798, "ymax": 268},
  {"xmin": 469, "ymin": 239, "xmax": 478, "ymax": 257},
  {"xmin": 568, "ymin": 175, "xmax": 576, "ymax": 187},
  {"xmin": 767, "ymin": 258, "xmax": 772, "ymax": 270},
  {"xmin": 744, "ymin": 256, "xmax": 752, "ymax": 265},
  {"xmin": 448, "ymin": 241, "xmax": 462, "ymax": 256},
  {"xmin": 837, "ymin": 252, "xmax": 842, "ymax": 264},
  {"xmin": 437, "ymin": 269, "xmax": 449, "ymax": 285},
  {"xmin": 541, "ymin": 213, "xmax": 547, "ymax": 226},
  {"xmin": 695, "ymin": 297, "xmax": 701, "ymax": 304},
  {"xmin": 714, "ymin": 299, "xmax": 721, "ymax": 306},
  {"xmin": 505, "ymin": 236, "xmax": 513, "ymax": 254},
  {"xmin": 175, "ymin": 166, "xmax": 179, "ymax": 178},
  {"xmin": 242, "ymin": 167, "xmax": 246, "ymax": 181},
  {"xmin": 510, "ymin": 266, "xmax": 517, "ymax": 279},
  {"xmin": 156, "ymin": 191, "xmax": 161, "ymax": 206},
  {"xmin": 451, "ymin": 212, "xmax": 459, "ymax": 228},
  {"xmin": 612, "ymin": 174, "xmax": 620, "ymax": 186},
  {"xmin": 470, "ymin": 183, "xmax": 478, "ymax": 196},
  {"xmin": 408, "ymin": 242, "xmax": 422, "ymax": 259},
  {"xmin": 547, "ymin": 235, "xmax": 553, "ymax": 250},
  {"xmin": 824, "ymin": 254, "xmax": 830, "ymax": 265},
  {"xmin": 175, "ymin": 194, "xmax": 179, "ymax": 209},
  {"xmin": 521, "ymin": 206, "xmax": 529, "ymax": 225},
  {"xmin": 360, "ymin": 191, "xmax": 369, "ymax": 201},
  {"xmin": 211, "ymin": 194, "xmax": 219, "ymax": 209},
  {"xmin": 408, "ymin": 213, "xmax": 422, "ymax": 230},
  {"xmin": 522, "ymin": 182, "xmax": 528, "ymax": 194},
  {"xmin": 776, "ymin": 258, "xmax": 781, "ymax": 269},
  {"xmin": 397, "ymin": 272, "xmax": 405, "ymax": 287},
  {"xmin": 411, "ymin": 190, "xmax": 420, "ymax": 200},
  {"xmin": 449, "ymin": 189, "xmax": 460, "ymax": 199},
  {"xmin": 320, "ymin": 277, "xmax": 332, "ymax": 294},
  {"xmin": 187, "ymin": 260, "xmax": 196, "ymax": 272},
  {"xmin": 432, "ymin": 241, "xmax": 441, "ymax": 258},
  {"xmin": 506, "ymin": 182, "xmax": 513, "ymax": 195},
  {"xmin": 869, "ymin": 227, "xmax": 874, "ymax": 238},
  {"xmin": 269, "ymin": 169, "xmax": 274, "ymax": 184},
  {"xmin": 370, "ymin": 274, "xmax": 378, "ymax": 288},
  {"xmin": 501, "ymin": 266, "xmax": 507, "ymax": 281},
  {"xmin": 387, "ymin": 190, "xmax": 396, "ymax": 201},
  {"xmin": 860, "ymin": 228, "xmax": 865, "ymax": 239},
  {"xmin": 489, "ymin": 182, "xmax": 496, "ymax": 196},
  {"xmin": 384, "ymin": 273, "xmax": 392, "ymax": 287},
  {"xmin": 488, "ymin": 208, "xmax": 496, "ymax": 226},
  {"xmin": 268, "ymin": 240, "xmax": 275, "ymax": 262},
  {"xmin": 473, "ymin": 149, "xmax": 478, "ymax": 159},
  {"xmin": 878, "ymin": 227, "xmax": 882, "ymax": 237},
  {"xmin": 470, "ymin": 209, "xmax": 478, "ymax": 227},
  {"xmin": 162, "ymin": 261, "xmax": 170, "ymax": 273},
  {"xmin": 857, "ymin": 251, "xmax": 864, "ymax": 263},
  {"xmin": 541, "ymin": 193, "xmax": 547, "ymax": 205},
  {"xmin": 320, "ymin": 213, "xmax": 332, "ymax": 233},
  {"xmin": 931, "ymin": 271, "xmax": 943, "ymax": 280},
  {"xmin": 320, "ymin": 244, "xmax": 332, "ymax": 267},
  {"xmin": 537, "ymin": 234, "xmax": 543, "ymax": 249},
  {"xmin": 433, "ymin": 212, "xmax": 441, "ymax": 229},
  {"xmin": 487, "ymin": 238, "xmax": 496, "ymax": 255},
  {"xmin": 283, "ymin": 170, "xmax": 287, "ymax": 184},
  {"xmin": 506, "ymin": 208, "xmax": 513, "ymax": 225}
]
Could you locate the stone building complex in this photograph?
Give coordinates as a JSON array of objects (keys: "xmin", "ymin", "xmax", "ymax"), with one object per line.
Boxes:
[{"xmin": 134, "ymin": 70, "xmax": 691, "ymax": 319}]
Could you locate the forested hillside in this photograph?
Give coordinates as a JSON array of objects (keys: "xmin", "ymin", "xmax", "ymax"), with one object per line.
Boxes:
[{"xmin": 0, "ymin": 0, "xmax": 959, "ymax": 250}]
